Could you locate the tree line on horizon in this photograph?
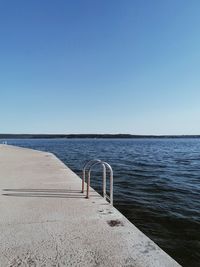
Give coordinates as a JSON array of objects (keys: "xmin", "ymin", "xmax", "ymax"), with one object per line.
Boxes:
[{"xmin": 0, "ymin": 134, "xmax": 200, "ymax": 139}]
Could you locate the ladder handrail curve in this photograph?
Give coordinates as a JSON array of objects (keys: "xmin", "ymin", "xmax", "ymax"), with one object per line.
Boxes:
[{"xmin": 83, "ymin": 159, "xmax": 102, "ymax": 171}]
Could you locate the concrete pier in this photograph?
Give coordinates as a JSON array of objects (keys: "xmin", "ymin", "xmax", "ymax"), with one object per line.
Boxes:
[{"xmin": 0, "ymin": 145, "xmax": 181, "ymax": 267}]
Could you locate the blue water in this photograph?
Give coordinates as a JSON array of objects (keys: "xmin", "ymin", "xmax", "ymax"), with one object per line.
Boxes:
[{"xmin": 2, "ymin": 138, "xmax": 200, "ymax": 266}]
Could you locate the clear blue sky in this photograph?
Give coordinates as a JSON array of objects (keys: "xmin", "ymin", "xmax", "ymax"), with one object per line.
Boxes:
[{"xmin": 0, "ymin": 0, "xmax": 200, "ymax": 135}]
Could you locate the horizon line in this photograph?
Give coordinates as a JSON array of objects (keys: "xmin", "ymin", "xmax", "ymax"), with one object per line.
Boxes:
[{"xmin": 0, "ymin": 133, "xmax": 200, "ymax": 138}]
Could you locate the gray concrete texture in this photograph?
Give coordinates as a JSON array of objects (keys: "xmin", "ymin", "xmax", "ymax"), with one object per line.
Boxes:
[{"xmin": 0, "ymin": 145, "xmax": 181, "ymax": 267}]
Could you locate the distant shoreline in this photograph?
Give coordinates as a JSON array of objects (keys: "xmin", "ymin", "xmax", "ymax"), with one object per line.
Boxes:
[{"xmin": 0, "ymin": 134, "xmax": 200, "ymax": 139}]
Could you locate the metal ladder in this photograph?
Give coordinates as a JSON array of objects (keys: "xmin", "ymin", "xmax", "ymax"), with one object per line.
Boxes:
[{"xmin": 82, "ymin": 159, "xmax": 113, "ymax": 205}]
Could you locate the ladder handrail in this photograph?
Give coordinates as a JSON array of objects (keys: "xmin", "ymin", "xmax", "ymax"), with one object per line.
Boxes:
[
  {"xmin": 82, "ymin": 159, "xmax": 102, "ymax": 193},
  {"xmin": 86, "ymin": 161, "xmax": 107, "ymax": 199},
  {"xmin": 101, "ymin": 161, "xmax": 113, "ymax": 206},
  {"xmin": 83, "ymin": 160, "xmax": 113, "ymax": 205}
]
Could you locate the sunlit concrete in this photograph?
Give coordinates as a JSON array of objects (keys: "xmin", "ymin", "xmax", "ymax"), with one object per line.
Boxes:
[{"xmin": 0, "ymin": 144, "xmax": 181, "ymax": 266}]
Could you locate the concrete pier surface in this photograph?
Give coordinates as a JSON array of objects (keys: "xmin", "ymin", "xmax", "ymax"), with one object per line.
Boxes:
[{"xmin": 0, "ymin": 145, "xmax": 181, "ymax": 267}]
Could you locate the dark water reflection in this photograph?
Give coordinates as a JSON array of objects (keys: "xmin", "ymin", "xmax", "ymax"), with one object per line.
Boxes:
[{"xmin": 2, "ymin": 138, "xmax": 200, "ymax": 266}]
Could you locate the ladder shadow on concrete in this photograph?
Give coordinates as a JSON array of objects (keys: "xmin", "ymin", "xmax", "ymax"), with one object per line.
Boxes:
[
  {"xmin": 2, "ymin": 188, "xmax": 102, "ymax": 199},
  {"xmin": 4, "ymin": 189, "xmax": 81, "ymax": 193}
]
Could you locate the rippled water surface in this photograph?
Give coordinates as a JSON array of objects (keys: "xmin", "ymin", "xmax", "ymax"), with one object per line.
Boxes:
[{"xmin": 3, "ymin": 138, "xmax": 200, "ymax": 266}]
